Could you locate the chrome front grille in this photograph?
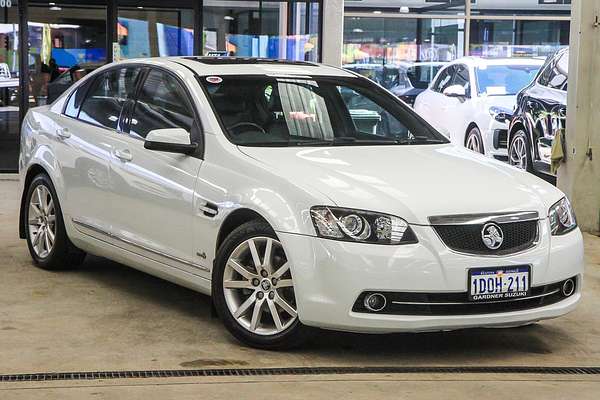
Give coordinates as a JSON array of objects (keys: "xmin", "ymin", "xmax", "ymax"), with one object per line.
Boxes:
[{"xmin": 429, "ymin": 212, "xmax": 539, "ymax": 256}]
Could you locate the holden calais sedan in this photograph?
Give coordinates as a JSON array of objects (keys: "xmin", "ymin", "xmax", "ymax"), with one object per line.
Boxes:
[
  {"xmin": 415, "ymin": 57, "xmax": 543, "ymax": 161},
  {"xmin": 19, "ymin": 57, "xmax": 583, "ymax": 349}
]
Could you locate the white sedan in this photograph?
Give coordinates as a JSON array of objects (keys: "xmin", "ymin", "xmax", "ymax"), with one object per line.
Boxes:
[
  {"xmin": 19, "ymin": 57, "xmax": 582, "ymax": 349},
  {"xmin": 414, "ymin": 57, "xmax": 543, "ymax": 160}
]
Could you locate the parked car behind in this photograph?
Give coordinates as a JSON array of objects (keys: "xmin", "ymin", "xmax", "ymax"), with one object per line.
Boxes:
[
  {"xmin": 394, "ymin": 62, "xmax": 446, "ymax": 106},
  {"xmin": 508, "ymin": 48, "xmax": 568, "ymax": 176},
  {"xmin": 414, "ymin": 57, "xmax": 543, "ymax": 160}
]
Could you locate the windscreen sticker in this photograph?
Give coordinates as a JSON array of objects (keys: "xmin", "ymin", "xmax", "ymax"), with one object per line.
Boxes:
[{"xmin": 206, "ymin": 76, "xmax": 223, "ymax": 84}]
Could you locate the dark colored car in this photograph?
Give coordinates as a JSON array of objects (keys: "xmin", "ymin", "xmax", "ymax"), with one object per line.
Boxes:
[
  {"xmin": 47, "ymin": 64, "xmax": 101, "ymax": 103},
  {"xmin": 508, "ymin": 48, "xmax": 568, "ymax": 177}
]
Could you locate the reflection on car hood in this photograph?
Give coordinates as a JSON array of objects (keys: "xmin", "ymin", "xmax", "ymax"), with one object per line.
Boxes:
[
  {"xmin": 480, "ymin": 94, "xmax": 517, "ymax": 111},
  {"xmin": 238, "ymin": 144, "xmax": 563, "ymax": 225}
]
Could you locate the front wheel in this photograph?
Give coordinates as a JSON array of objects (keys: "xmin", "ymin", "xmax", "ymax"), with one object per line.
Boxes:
[
  {"xmin": 24, "ymin": 173, "xmax": 86, "ymax": 270},
  {"xmin": 212, "ymin": 220, "xmax": 311, "ymax": 349},
  {"xmin": 465, "ymin": 126, "xmax": 484, "ymax": 154},
  {"xmin": 509, "ymin": 130, "xmax": 533, "ymax": 172}
]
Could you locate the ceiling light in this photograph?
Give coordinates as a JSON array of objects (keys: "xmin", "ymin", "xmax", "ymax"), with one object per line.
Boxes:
[
  {"xmin": 50, "ymin": 6, "xmax": 62, "ymax": 11},
  {"xmin": 372, "ymin": 10, "xmax": 382, "ymax": 14},
  {"xmin": 399, "ymin": 6, "xmax": 410, "ymax": 13},
  {"xmin": 224, "ymin": 15, "xmax": 235, "ymax": 21},
  {"xmin": 352, "ymin": 28, "xmax": 364, "ymax": 33}
]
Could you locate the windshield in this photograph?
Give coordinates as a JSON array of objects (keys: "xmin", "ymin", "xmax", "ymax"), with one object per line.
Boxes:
[
  {"xmin": 202, "ymin": 76, "xmax": 448, "ymax": 147},
  {"xmin": 476, "ymin": 64, "xmax": 541, "ymax": 96},
  {"xmin": 406, "ymin": 65, "xmax": 443, "ymax": 89}
]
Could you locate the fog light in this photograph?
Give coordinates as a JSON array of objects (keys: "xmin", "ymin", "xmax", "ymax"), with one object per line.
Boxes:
[
  {"xmin": 562, "ymin": 279, "xmax": 575, "ymax": 297},
  {"xmin": 364, "ymin": 293, "xmax": 386, "ymax": 312}
]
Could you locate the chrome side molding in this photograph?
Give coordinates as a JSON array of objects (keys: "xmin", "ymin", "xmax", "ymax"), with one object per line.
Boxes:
[
  {"xmin": 428, "ymin": 211, "xmax": 539, "ymax": 226},
  {"xmin": 71, "ymin": 218, "xmax": 210, "ymax": 272}
]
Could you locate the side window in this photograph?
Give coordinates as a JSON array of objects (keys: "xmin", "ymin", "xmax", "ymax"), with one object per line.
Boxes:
[
  {"xmin": 539, "ymin": 53, "xmax": 568, "ymax": 91},
  {"xmin": 64, "ymin": 78, "xmax": 93, "ymax": 118},
  {"xmin": 433, "ymin": 66, "xmax": 455, "ymax": 93},
  {"xmin": 339, "ymin": 86, "xmax": 410, "ymax": 139},
  {"xmin": 452, "ymin": 64, "xmax": 471, "ymax": 97},
  {"xmin": 547, "ymin": 53, "xmax": 568, "ymax": 91},
  {"xmin": 78, "ymin": 67, "xmax": 140, "ymax": 130},
  {"xmin": 129, "ymin": 69, "xmax": 195, "ymax": 139}
]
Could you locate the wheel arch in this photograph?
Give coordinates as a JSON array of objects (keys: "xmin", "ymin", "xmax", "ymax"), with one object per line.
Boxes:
[
  {"xmin": 508, "ymin": 119, "xmax": 534, "ymax": 159},
  {"xmin": 215, "ymin": 208, "xmax": 270, "ymax": 254},
  {"xmin": 19, "ymin": 164, "xmax": 52, "ymax": 239},
  {"xmin": 464, "ymin": 122, "xmax": 483, "ymax": 151}
]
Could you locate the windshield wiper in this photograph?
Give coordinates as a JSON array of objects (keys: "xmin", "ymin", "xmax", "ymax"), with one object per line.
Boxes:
[{"xmin": 396, "ymin": 135, "xmax": 448, "ymax": 145}]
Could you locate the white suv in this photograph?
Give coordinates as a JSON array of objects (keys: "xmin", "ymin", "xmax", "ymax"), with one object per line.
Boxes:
[
  {"xmin": 19, "ymin": 57, "xmax": 583, "ymax": 349},
  {"xmin": 415, "ymin": 57, "xmax": 543, "ymax": 161}
]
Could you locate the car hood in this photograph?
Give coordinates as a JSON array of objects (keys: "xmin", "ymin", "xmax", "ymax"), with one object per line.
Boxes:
[
  {"xmin": 479, "ymin": 94, "xmax": 517, "ymax": 112},
  {"xmin": 238, "ymin": 144, "xmax": 563, "ymax": 225}
]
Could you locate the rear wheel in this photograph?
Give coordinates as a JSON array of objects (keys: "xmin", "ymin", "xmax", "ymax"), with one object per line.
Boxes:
[
  {"xmin": 24, "ymin": 173, "xmax": 86, "ymax": 270},
  {"xmin": 465, "ymin": 126, "xmax": 484, "ymax": 154},
  {"xmin": 213, "ymin": 220, "xmax": 311, "ymax": 349},
  {"xmin": 509, "ymin": 130, "xmax": 533, "ymax": 172}
]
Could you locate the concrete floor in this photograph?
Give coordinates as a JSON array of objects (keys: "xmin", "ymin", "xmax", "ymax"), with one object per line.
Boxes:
[{"xmin": 1, "ymin": 179, "xmax": 600, "ymax": 398}]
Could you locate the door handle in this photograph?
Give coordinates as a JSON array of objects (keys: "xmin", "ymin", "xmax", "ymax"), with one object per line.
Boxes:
[
  {"xmin": 56, "ymin": 127, "xmax": 71, "ymax": 139},
  {"xmin": 114, "ymin": 148, "xmax": 133, "ymax": 162}
]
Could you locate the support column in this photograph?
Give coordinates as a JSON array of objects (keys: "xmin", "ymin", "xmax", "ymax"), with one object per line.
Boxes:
[
  {"xmin": 321, "ymin": 0, "xmax": 343, "ymax": 66},
  {"xmin": 558, "ymin": 0, "xmax": 600, "ymax": 235}
]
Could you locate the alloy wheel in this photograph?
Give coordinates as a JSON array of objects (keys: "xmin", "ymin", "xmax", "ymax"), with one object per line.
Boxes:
[
  {"xmin": 466, "ymin": 129, "xmax": 482, "ymax": 153},
  {"xmin": 509, "ymin": 132, "xmax": 529, "ymax": 170},
  {"xmin": 28, "ymin": 184, "xmax": 56, "ymax": 258},
  {"xmin": 223, "ymin": 237, "xmax": 297, "ymax": 336}
]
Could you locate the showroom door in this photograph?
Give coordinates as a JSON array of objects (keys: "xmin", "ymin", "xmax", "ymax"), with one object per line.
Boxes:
[
  {"xmin": 108, "ymin": 67, "xmax": 205, "ymax": 275},
  {"xmin": 0, "ymin": 1, "xmax": 20, "ymax": 172}
]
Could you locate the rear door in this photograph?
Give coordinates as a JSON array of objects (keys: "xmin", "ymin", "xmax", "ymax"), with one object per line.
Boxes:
[
  {"xmin": 56, "ymin": 66, "xmax": 141, "ymax": 235},
  {"xmin": 107, "ymin": 67, "xmax": 206, "ymax": 275}
]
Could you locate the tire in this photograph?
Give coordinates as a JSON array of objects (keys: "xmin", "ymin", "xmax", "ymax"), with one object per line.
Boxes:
[
  {"xmin": 465, "ymin": 126, "xmax": 485, "ymax": 154},
  {"xmin": 509, "ymin": 129, "xmax": 533, "ymax": 172},
  {"xmin": 212, "ymin": 220, "xmax": 311, "ymax": 349},
  {"xmin": 24, "ymin": 173, "xmax": 86, "ymax": 270}
]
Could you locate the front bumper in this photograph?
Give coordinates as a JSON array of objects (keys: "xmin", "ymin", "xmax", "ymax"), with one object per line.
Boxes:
[
  {"xmin": 278, "ymin": 221, "xmax": 584, "ymax": 333},
  {"xmin": 483, "ymin": 120, "xmax": 509, "ymax": 160}
]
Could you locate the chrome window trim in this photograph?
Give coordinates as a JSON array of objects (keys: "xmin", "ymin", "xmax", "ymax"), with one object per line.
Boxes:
[
  {"xmin": 71, "ymin": 218, "xmax": 209, "ymax": 272},
  {"xmin": 428, "ymin": 211, "xmax": 539, "ymax": 226}
]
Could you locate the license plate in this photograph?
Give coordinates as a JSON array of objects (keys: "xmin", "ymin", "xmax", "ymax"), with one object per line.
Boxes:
[{"xmin": 468, "ymin": 266, "xmax": 530, "ymax": 301}]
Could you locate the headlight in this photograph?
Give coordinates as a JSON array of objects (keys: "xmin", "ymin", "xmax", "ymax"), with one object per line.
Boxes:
[
  {"xmin": 488, "ymin": 106, "xmax": 512, "ymax": 123},
  {"xmin": 549, "ymin": 197, "xmax": 577, "ymax": 235},
  {"xmin": 310, "ymin": 206, "xmax": 417, "ymax": 245}
]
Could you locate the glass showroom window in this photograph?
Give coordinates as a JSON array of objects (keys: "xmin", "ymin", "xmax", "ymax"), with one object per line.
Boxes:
[
  {"xmin": 203, "ymin": 0, "xmax": 320, "ymax": 61},
  {"xmin": 343, "ymin": 17, "xmax": 464, "ymax": 90},
  {"xmin": 470, "ymin": 0, "xmax": 571, "ymax": 17},
  {"xmin": 0, "ymin": 0, "xmax": 19, "ymax": 172},
  {"xmin": 118, "ymin": 6, "xmax": 194, "ymax": 59},
  {"xmin": 343, "ymin": 0, "xmax": 465, "ymax": 15},
  {"xmin": 27, "ymin": 2, "xmax": 108, "ymax": 107},
  {"xmin": 469, "ymin": 19, "xmax": 570, "ymax": 58}
]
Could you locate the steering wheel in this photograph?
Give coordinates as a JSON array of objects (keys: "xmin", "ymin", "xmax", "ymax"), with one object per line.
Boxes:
[{"xmin": 228, "ymin": 122, "xmax": 266, "ymax": 136}]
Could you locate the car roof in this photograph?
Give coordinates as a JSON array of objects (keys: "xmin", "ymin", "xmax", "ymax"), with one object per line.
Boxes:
[
  {"xmin": 153, "ymin": 57, "xmax": 357, "ymax": 78},
  {"xmin": 450, "ymin": 57, "xmax": 545, "ymax": 67}
]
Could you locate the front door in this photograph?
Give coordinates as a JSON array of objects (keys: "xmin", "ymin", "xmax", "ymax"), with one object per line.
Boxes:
[{"xmin": 108, "ymin": 67, "xmax": 205, "ymax": 275}]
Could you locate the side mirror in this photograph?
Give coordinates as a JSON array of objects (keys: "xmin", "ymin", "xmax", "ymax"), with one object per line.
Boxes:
[
  {"xmin": 144, "ymin": 128, "xmax": 198, "ymax": 155},
  {"xmin": 443, "ymin": 84, "xmax": 467, "ymax": 98}
]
